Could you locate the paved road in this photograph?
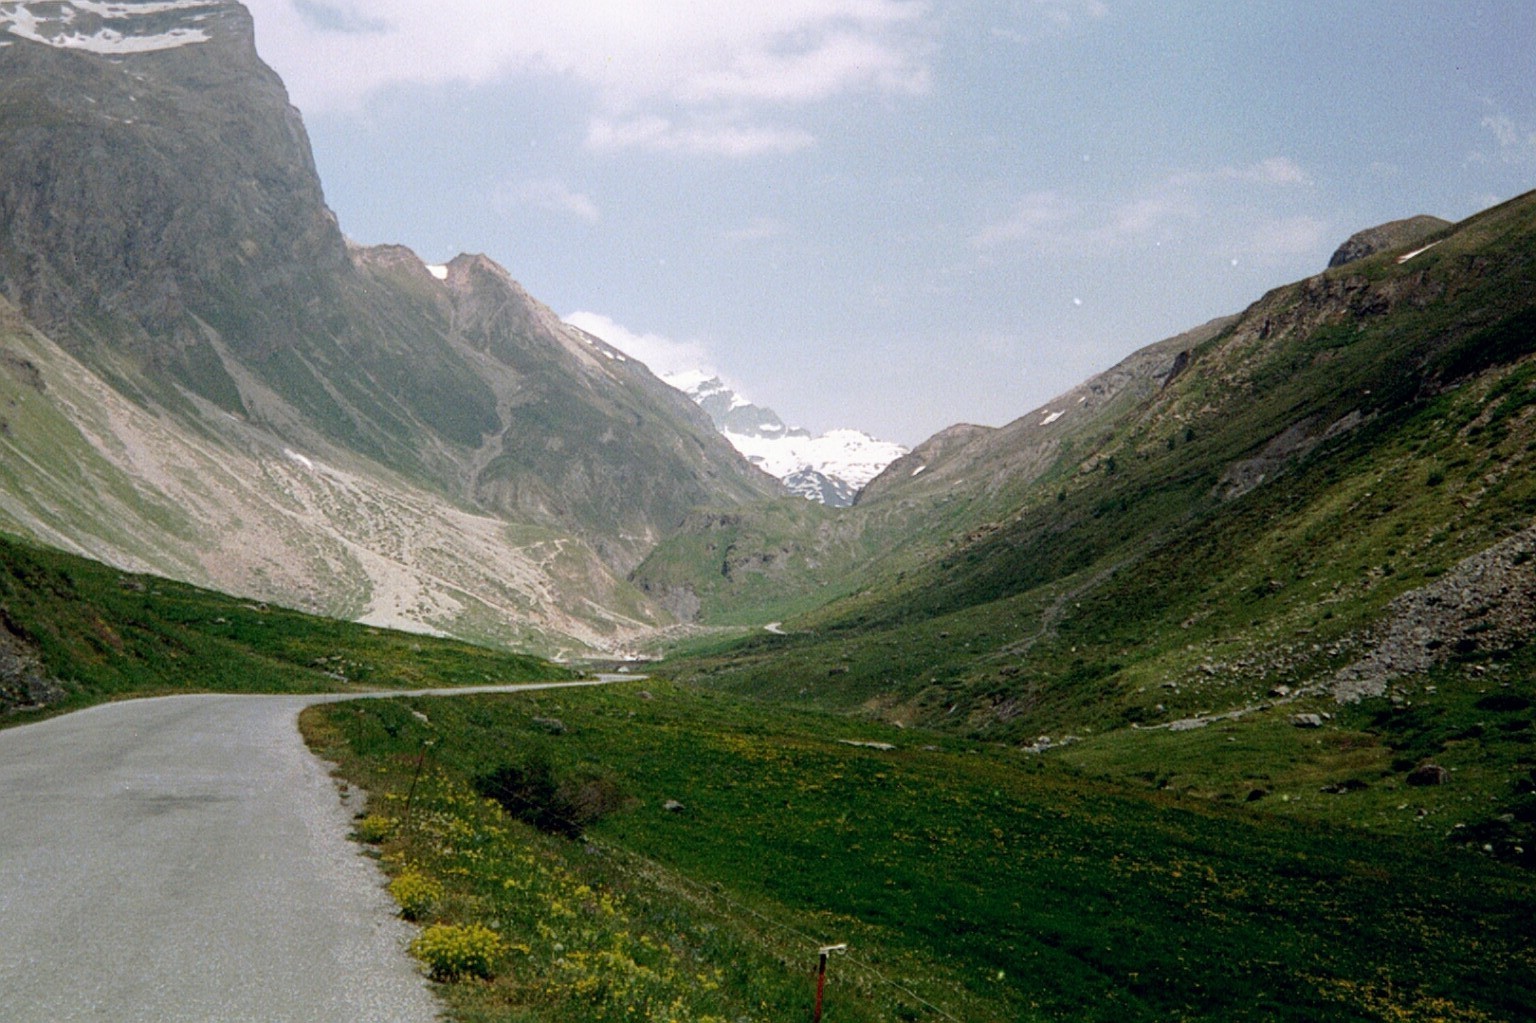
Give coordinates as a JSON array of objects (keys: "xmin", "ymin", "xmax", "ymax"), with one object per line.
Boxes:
[{"xmin": 0, "ymin": 681, "xmax": 617, "ymax": 1023}]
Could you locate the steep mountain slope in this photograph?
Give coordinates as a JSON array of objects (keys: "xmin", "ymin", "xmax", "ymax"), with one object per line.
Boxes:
[
  {"xmin": 0, "ymin": 1, "xmax": 778, "ymax": 653},
  {"xmin": 0, "ymin": 1, "xmax": 775, "ymax": 558},
  {"xmin": 0, "ymin": 290, "xmax": 662, "ymax": 655},
  {"xmin": 668, "ymin": 192, "xmax": 1536, "ymax": 862}
]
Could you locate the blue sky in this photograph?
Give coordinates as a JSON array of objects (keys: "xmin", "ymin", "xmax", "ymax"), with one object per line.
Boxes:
[{"xmin": 243, "ymin": 0, "xmax": 1536, "ymax": 446}]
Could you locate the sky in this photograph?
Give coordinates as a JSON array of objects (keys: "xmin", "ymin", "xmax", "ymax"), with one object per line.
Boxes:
[{"xmin": 240, "ymin": 0, "xmax": 1536, "ymax": 446}]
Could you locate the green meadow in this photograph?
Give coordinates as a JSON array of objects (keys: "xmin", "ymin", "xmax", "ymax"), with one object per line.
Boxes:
[{"xmin": 303, "ymin": 681, "xmax": 1536, "ymax": 1023}]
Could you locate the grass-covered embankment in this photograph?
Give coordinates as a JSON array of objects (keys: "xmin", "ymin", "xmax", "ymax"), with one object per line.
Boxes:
[
  {"xmin": 0, "ymin": 532, "xmax": 574, "ymax": 723},
  {"xmin": 303, "ymin": 680, "xmax": 1536, "ymax": 1023}
]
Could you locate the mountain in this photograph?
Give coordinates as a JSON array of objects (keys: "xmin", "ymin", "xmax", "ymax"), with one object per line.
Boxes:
[
  {"xmin": 0, "ymin": 0, "xmax": 778, "ymax": 655},
  {"xmin": 664, "ymin": 189, "xmax": 1536, "ymax": 731},
  {"xmin": 665, "ymin": 371, "xmax": 906, "ymax": 507}
]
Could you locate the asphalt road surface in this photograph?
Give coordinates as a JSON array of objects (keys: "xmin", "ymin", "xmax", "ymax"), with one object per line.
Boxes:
[{"xmin": 0, "ymin": 681, "xmax": 615, "ymax": 1022}]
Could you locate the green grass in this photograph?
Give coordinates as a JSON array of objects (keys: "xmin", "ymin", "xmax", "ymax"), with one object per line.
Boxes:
[
  {"xmin": 304, "ymin": 681, "xmax": 1536, "ymax": 1023},
  {"xmin": 0, "ymin": 531, "xmax": 574, "ymax": 723}
]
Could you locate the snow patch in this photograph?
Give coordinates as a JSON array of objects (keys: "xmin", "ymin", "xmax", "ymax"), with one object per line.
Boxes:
[
  {"xmin": 426, "ymin": 264, "xmax": 448, "ymax": 281},
  {"xmin": 1039, "ymin": 410, "xmax": 1063, "ymax": 426},
  {"xmin": 0, "ymin": 1, "xmax": 220, "ymax": 54},
  {"xmin": 282, "ymin": 449, "xmax": 315, "ymax": 472},
  {"xmin": 911, "ymin": 465, "xmax": 927, "ymax": 477},
  {"xmin": 663, "ymin": 369, "xmax": 717, "ymax": 394},
  {"xmin": 723, "ymin": 427, "xmax": 906, "ymax": 488},
  {"xmin": 580, "ymin": 333, "xmax": 626, "ymax": 361},
  {"xmin": 1396, "ymin": 239, "xmax": 1443, "ymax": 264}
]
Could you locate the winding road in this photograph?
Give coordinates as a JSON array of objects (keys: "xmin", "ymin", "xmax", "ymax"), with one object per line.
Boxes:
[{"xmin": 0, "ymin": 681, "xmax": 615, "ymax": 1023}]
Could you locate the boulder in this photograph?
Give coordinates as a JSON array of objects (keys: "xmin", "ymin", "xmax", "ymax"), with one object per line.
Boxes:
[{"xmin": 1406, "ymin": 763, "xmax": 1451, "ymax": 787}]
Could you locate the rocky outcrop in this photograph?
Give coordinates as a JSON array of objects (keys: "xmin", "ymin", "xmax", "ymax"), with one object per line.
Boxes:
[
  {"xmin": 1213, "ymin": 410, "xmax": 1364, "ymax": 502},
  {"xmin": 1328, "ymin": 215, "xmax": 1451, "ymax": 268},
  {"xmin": 0, "ymin": 625, "xmax": 67, "ymax": 714},
  {"xmin": 1330, "ymin": 524, "xmax": 1536, "ymax": 702}
]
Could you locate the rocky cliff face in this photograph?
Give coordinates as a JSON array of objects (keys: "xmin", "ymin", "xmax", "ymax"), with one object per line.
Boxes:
[{"xmin": 0, "ymin": 2, "xmax": 344, "ymax": 365}]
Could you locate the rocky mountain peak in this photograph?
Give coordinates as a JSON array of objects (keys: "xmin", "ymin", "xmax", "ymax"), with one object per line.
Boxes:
[
  {"xmin": 0, "ymin": 0, "xmax": 344, "ymax": 368},
  {"xmin": 0, "ymin": 0, "xmax": 784, "ymax": 651},
  {"xmin": 1327, "ymin": 214, "xmax": 1451, "ymax": 268}
]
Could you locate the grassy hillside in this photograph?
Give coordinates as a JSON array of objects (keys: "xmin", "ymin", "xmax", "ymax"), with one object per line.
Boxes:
[
  {"xmin": 666, "ymin": 199, "xmax": 1533, "ymax": 702},
  {"xmin": 0, "ymin": 532, "xmax": 574, "ymax": 722},
  {"xmin": 647, "ymin": 193, "xmax": 1536, "ymax": 880},
  {"xmin": 303, "ymin": 682, "xmax": 1536, "ymax": 1022}
]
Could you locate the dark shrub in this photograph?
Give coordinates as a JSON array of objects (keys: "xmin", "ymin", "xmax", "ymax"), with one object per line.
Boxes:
[{"xmin": 473, "ymin": 753, "xmax": 630, "ymax": 839}]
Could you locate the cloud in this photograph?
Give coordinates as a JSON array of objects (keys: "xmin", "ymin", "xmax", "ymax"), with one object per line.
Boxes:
[
  {"xmin": 585, "ymin": 116, "xmax": 816, "ymax": 157},
  {"xmin": 1168, "ymin": 156, "xmax": 1310, "ymax": 188},
  {"xmin": 974, "ymin": 157, "xmax": 1314, "ymax": 255},
  {"xmin": 243, "ymin": 0, "xmax": 933, "ymax": 157},
  {"xmin": 971, "ymin": 190, "xmax": 1073, "ymax": 248},
  {"xmin": 1239, "ymin": 215, "xmax": 1332, "ymax": 258},
  {"xmin": 290, "ymin": 0, "xmax": 388, "ymax": 34},
  {"xmin": 1479, "ymin": 114, "xmax": 1536, "ymax": 164},
  {"xmin": 497, "ymin": 179, "xmax": 600, "ymax": 224},
  {"xmin": 1031, "ymin": 0, "xmax": 1109, "ymax": 28},
  {"xmin": 678, "ymin": 29, "xmax": 930, "ymax": 104},
  {"xmin": 562, "ymin": 311, "xmax": 715, "ymax": 379},
  {"xmin": 992, "ymin": 0, "xmax": 1107, "ymax": 44},
  {"xmin": 972, "ymin": 189, "xmax": 1199, "ymax": 252}
]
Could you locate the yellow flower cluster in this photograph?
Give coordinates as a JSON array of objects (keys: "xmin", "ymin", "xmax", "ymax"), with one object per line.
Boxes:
[
  {"xmin": 388, "ymin": 867, "xmax": 442, "ymax": 921},
  {"xmin": 377, "ymin": 768, "xmax": 740, "ymax": 1016},
  {"xmin": 352, "ymin": 813, "xmax": 394, "ymax": 844},
  {"xmin": 410, "ymin": 922, "xmax": 506, "ymax": 982}
]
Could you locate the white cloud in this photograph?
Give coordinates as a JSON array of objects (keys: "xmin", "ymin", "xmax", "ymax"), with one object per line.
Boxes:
[
  {"xmin": 497, "ymin": 178, "xmax": 600, "ymax": 224},
  {"xmin": 586, "ymin": 116, "xmax": 816, "ymax": 157},
  {"xmin": 974, "ymin": 157, "xmax": 1314, "ymax": 255},
  {"xmin": 971, "ymin": 189, "xmax": 1196, "ymax": 252},
  {"xmin": 1168, "ymin": 156, "xmax": 1309, "ymax": 188},
  {"xmin": 679, "ymin": 29, "xmax": 930, "ymax": 104},
  {"xmin": 1031, "ymin": 0, "xmax": 1109, "ymax": 28},
  {"xmin": 243, "ymin": 0, "xmax": 932, "ymax": 157},
  {"xmin": 562, "ymin": 311, "xmax": 715, "ymax": 379},
  {"xmin": 1480, "ymin": 114, "xmax": 1536, "ymax": 163},
  {"xmin": 971, "ymin": 190, "xmax": 1073, "ymax": 248},
  {"xmin": 289, "ymin": 0, "xmax": 387, "ymax": 34},
  {"xmin": 992, "ymin": 0, "xmax": 1107, "ymax": 44},
  {"xmin": 1239, "ymin": 215, "xmax": 1332, "ymax": 258}
]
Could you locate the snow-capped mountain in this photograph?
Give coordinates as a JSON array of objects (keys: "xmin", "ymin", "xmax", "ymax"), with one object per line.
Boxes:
[
  {"xmin": 666, "ymin": 371, "xmax": 907, "ymax": 507},
  {"xmin": 0, "ymin": 1, "xmax": 222, "ymax": 54}
]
